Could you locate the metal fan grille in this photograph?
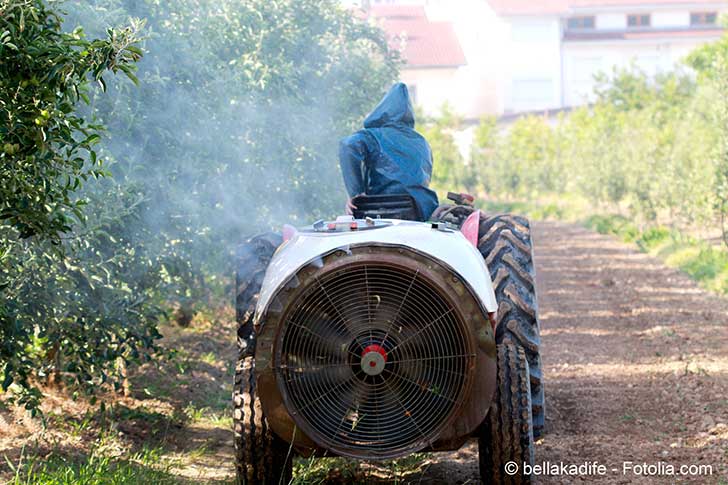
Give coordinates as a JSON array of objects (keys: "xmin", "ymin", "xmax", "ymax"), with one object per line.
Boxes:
[{"xmin": 275, "ymin": 261, "xmax": 475, "ymax": 459}]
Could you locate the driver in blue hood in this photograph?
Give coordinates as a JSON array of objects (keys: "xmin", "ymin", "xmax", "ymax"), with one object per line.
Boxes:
[{"xmin": 339, "ymin": 83, "xmax": 439, "ymax": 221}]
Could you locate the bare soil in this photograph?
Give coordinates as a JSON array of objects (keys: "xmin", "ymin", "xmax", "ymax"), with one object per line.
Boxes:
[
  {"xmin": 2, "ymin": 221, "xmax": 727, "ymax": 483},
  {"xmin": 422, "ymin": 221, "xmax": 728, "ymax": 484},
  {"xmin": 0, "ymin": 310, "xmax": 239, "ymax": 483}
]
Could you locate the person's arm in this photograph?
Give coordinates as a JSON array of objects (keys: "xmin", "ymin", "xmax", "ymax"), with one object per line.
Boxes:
[
  {"xmin": 339, "ymin": 132, "xmax": 371, "ymax": 214},
  {"xmin": 339, "ymin": 132, "xmax": 370, "ymax": 197}
]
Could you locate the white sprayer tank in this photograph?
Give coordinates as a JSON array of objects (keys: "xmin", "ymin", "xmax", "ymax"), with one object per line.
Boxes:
[{"xmin": 254, "ymin": 217, "xmax": 497, "ymax": 323}]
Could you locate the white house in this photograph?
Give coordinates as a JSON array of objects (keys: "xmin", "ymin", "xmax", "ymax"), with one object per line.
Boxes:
[
  {"xmin": 491, "ymin": 0, "xmax": 728, "ymax": 112},
  {"xmin": 357, "ymin": 0, "xmax": 727, "ymax": 117}
]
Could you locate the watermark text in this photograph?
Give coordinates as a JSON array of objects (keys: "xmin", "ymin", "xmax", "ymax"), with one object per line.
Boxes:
[{"xmin": 503, "ymin": 461, "xmax": 714, "ymax": 478}]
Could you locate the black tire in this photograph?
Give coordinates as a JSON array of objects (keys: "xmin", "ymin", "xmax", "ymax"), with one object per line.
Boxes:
[
  {"xmin": 233, "ymin": 232, "xmax": 292, "ymax": 484},
  {"xmin": 477, "ymin": 214, "xmax": 545, "ymax": 438},
  {"xmin": 479, "ymin": 344, "xmax": 535, "ymax": 485},
  {"xmin": 235, "ymin": 232, "xmax": 282, "ymax": 357},
  {"xmin": 233, "ymin": 355, "xmax": 293, "ymax": 485}
]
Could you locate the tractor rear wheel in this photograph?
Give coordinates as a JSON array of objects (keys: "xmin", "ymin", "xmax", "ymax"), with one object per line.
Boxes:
[
  {"xmin": 479, "ymin": 343, "xmax": 535, "ymax": 485},
  {"xmin": 477, "ymin": 214, "xmax": 545, "ymax": 438},
  {"xmin": 433, "ymin": 206, "xmax": 546, "ymax": 437},
  {"xmin": 234, "ymin": 232, "xmax": 292, "ymax": 484},
  {"xmin": 233, "ymin": 355, "xmax": 293, "ymax": 484}
]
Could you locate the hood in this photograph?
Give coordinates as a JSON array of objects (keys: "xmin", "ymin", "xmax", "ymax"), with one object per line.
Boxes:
[{"xmin": 363, "ymin": 82, "xmax": 415, "ymax": 129}]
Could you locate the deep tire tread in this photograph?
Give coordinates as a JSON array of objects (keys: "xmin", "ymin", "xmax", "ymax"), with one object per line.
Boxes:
[
  {"xmin": 479, "ymin": 344, "xmax": 535, "ymax": 485},
  {"xmin": 234, "ymin": 233, "xmax": 292, "ymax": 484},
  {"xmin": 477, "ymin": 214, "xmax": 546, "ymax": 438},
  {"xmin": 431, "ymin": 207, "xmax": 545, "ymax": 436},
  {"xmin": 233, "ymin": 355, "xmax": 293, "ymax": 485}
]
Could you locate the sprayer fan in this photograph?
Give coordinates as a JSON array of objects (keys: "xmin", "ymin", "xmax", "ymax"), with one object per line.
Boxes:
[{"xmin": 275, "ymin": 259, "xmax": 475, "ymax": 460}]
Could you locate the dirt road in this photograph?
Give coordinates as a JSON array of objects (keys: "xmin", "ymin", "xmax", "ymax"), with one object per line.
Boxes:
[
  {"xmin": 2, "ymin": 221, "xmax": 726, "ymax": 483},
  {"xmin": 426, "ymin": 221, "xmax": 728, "ymax": 484},
  {"xmin": 529, "ymin": 220, "xmax": 728, "ymax": 483}
]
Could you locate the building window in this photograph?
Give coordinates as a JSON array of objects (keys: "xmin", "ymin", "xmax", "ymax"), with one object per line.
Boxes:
[
  {"xmin": 566, "ymin": 16, "xmax": 596, "ymax": 29},
  {"xmin": 691, "ymin": 12, "xmax": 718, "ymax": 26},
  {"xmin": 627, "ymin": 14, "xmax": 651, "ymax": 27}
]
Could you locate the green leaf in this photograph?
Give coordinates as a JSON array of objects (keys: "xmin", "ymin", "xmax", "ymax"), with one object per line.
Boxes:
[
  {"xmin": 124, "ymin": 71, "xmax": 140, "ymax": 86},
  {"xmin": 126, "ymin": 45, "xmax": 143, "ymax": 56},
  {"xmin": 2, "ymin": 364, "xmax": 13, "ymax": 391},
  {"xmin": 85, "ymin": 134, "xmax": 101, "ymax": 145}
]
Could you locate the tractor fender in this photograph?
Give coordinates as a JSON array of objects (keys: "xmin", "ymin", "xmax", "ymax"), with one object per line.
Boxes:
[{"xmin": 254, "ymin": 219, "xmax": 497, "ymax": 326}]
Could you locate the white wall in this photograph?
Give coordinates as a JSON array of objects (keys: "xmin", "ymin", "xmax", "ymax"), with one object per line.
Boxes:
[
  {"xmin": 597, "ymin": 13, "xmax": 626, "ymax": 29},
  {"xmin": 563, "ymin": 53, "xmax": 604, "ymax": 106},
  {"xmin": 652, "ymin": 11, "xmax": 690, "ymax": 27},
  {"xmin": 561, "ymin": 5, "xmax": 726, "ymax": 108},
  {"xmin": 562, "ymin": 37, "xmax": 714, "ymax": 107},
  {"xmin": 400, "ymin": 67, "xmax": 461, "ymax": 115},
  {"xmin": 503, "ymin": 17, "xmax": 563, "ymax": 113},
  {"xmin": 420, "ymin": 0, "xmax": 566, "ymax": 116},
  {"xmin": 422, "ymin": 0, "xmax": 507, "ymax": 118}
]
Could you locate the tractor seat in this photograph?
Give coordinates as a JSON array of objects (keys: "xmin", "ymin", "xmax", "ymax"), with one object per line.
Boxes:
[{"xmin": 352, "ymin": 194, "xmax": 422, "ymax": 222}]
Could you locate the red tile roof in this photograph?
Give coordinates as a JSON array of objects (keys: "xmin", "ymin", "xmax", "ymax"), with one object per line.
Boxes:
[
  {"xmin": 367, "ymin": 5, "xmax": 466, "ymax": 68},
  {"xmin": 488, "ymin": 0, "xmax": 727, "ymax": 16}
]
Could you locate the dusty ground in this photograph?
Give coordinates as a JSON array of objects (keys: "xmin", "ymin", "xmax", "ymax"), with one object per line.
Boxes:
[
  {"xmin": 409, "ymin": 221, "xmax": 728, "ymax": 484},
  {"xmin": 2, "ymin": 221, "xmax": 727, "ymax": 483},
  {"xmin": 531, "ymin": 221, "xmax": 728, "ymax": 484}
]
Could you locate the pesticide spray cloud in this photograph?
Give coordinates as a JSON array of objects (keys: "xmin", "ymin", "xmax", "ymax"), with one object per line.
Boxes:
[{"xmin": 63, "ymin": 0, "xmax": 399, "ymax": 291}]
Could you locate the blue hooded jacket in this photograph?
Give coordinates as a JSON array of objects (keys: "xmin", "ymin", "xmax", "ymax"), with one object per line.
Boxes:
[{"xmin": 339, "ymin": 83, "xmax": 439, "ymax": 220}]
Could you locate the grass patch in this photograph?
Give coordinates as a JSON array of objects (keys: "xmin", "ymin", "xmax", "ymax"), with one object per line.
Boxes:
[
  {"xmin": 183, "ymin": 403, "xmax": 207, "ymax": 422},
  {"xmin": 292, "ymin": 453, "xmax": 430, "ymax": 484},
  {"xmin": 583, "ymin": 213, "xmax": 728, "ymax": 294},
  {"xmin": 662, "ymin": 245, "xmax": 728, "ymax": 294},
  {"xmin": 181, "ymin": 402, "xmax": 232, "ymax": 429},
  {"xmin": 638, "ymin": 226, "xmax": 672, "ymax": 251},
  {"xmin": 7, "ymin": 447, "xmax": 179, "ymax": 485},
  {"xmin": 293, "ymin": 456, "xmax": 360, "ymax": 484},
  {"xmin": 111, "ymin": 405, "xmax": 172, "ymax": 425},
  {"xmin": 199, "ymin": 352, "xmax": 219, "ymax": 366},
  {"xmin": 583, "ymin": 214, "xmax": 640, "ymax": 243}
]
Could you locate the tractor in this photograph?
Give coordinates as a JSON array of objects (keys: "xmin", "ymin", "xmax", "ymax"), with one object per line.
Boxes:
[{"xmin": 233, "ymin": 193, "xmax": 544, "ymax": 484}]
